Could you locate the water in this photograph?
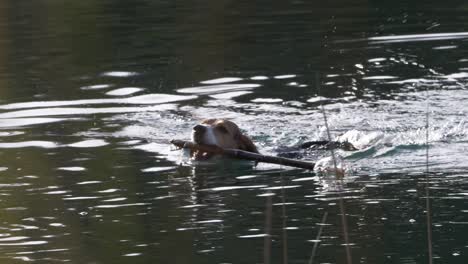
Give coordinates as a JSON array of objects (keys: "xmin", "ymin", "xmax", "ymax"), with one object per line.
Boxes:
[{"xmin": 0, "ymin": 0, "xmax": 468, "ymax": 263}]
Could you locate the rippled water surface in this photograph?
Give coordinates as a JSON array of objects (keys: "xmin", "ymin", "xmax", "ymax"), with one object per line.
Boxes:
[{"xmin": 1, "ymin": 1, "xmax": 468, "ymax": 263}]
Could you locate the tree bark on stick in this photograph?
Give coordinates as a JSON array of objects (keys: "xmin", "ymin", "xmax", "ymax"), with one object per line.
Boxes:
[{"xmin": 170, "ymin": 139, "xmax": 316, "ymax": 170}]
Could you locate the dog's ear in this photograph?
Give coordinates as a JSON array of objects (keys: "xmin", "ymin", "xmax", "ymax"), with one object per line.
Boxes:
[{"xmin": 238, "ymin": 134, "xmax": 259, "ymax": 153}]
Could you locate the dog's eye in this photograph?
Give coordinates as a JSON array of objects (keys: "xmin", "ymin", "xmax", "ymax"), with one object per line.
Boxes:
[{"xmin": 216, "ymin": 126, "xmax": 229, "ymax": 134}]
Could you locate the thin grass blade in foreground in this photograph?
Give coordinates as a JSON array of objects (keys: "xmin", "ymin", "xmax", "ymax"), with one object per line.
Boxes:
[
  {"xmin": 425, "ymin": 88, "xmax": 433, "ymax": 264},
  {"xmin": 317, "ymin": 74, "xmax": 353, "ymax": 264},
  {"xmin": 264, "ymin": 194, "xmax": 273, "ymax": 264}
]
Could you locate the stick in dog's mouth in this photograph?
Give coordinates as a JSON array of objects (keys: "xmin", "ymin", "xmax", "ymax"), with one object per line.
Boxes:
[{"xmin": 170, "ymin": 139, "xmax": 316, "ymax": 170}]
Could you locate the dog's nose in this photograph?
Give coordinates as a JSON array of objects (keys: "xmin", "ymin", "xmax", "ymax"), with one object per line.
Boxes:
[{"xmin": 192, "ymin": 125, "xmax": 206, "ymax": 133}]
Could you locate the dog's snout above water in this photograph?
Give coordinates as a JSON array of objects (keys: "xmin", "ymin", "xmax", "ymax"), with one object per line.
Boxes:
[
  {"xmin": 192, "ymin": 124, "xmax": 206, "ymax": 134},
  {"xmin": 192, "ymin": 124, "xmax": 213, "ymax": 146}
]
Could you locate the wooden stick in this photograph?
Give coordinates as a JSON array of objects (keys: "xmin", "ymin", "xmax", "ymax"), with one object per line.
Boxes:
[{"xmin": 170, "ymin": 139, "xmax": 316, "ymax": 170}]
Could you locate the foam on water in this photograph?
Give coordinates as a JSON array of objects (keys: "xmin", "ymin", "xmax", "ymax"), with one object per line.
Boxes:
[
  {"xmin": 114, "ymin": 85, "xmax": 468, "ymax": 173},
  {"xmin": 314, "ymin": 155, "xmax": 349, "ymax": 176}
]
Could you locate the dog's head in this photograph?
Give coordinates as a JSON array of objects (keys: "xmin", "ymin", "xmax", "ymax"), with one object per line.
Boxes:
[{"xmin": 191, "ymin": 119, "xmax": 259, "ymax": 160}]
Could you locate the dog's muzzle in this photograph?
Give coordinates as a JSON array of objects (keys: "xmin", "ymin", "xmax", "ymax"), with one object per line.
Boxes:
[
  {"xmin": 193, "ymin": 124, "xmax": 206, "ymax": 133},
  {"xmin": 191, "ymin": 124, "xmax": 216, "ymax": 160},
  {"xmin": 192, "ymin": 125, "xmax": 206, "ymax": 144},
  {"xmin": 191, "ymin": 124, "xmax": 218, "ymax": 146}
]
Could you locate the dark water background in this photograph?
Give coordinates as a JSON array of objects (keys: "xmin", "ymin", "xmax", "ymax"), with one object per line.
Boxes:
[{"xmin": 0, "ymin": 1, "xmax": 468, "ymax": 263}]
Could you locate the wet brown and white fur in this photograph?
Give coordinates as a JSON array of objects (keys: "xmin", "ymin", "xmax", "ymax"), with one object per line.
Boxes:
[{"xmin": 191, "ymin": 119, "xmax": 259, "ymax": 160}]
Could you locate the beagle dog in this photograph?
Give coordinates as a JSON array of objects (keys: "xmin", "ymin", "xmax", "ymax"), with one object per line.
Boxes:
[
  {"xmin": 191, "ymin": 119, "xmax": 259, "ymax": 160},
  {"xmin": 189, "ymin": 118, "xmax": 357, "ymax": 161}
]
